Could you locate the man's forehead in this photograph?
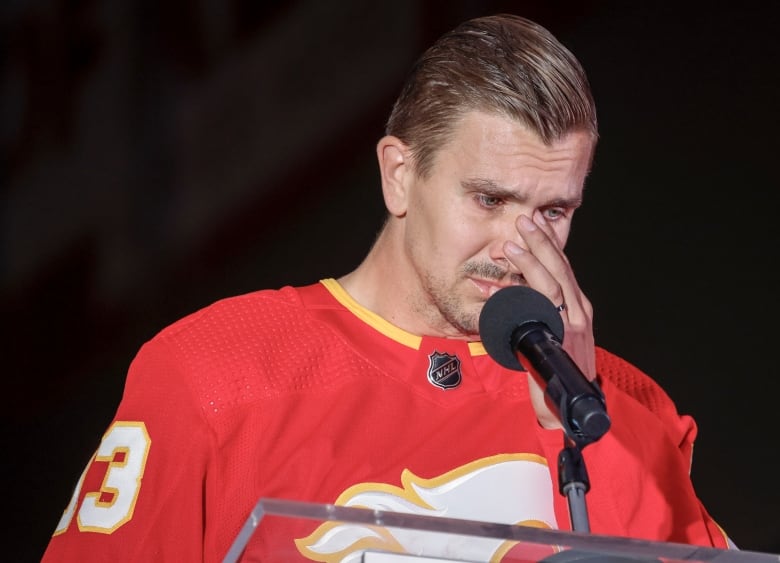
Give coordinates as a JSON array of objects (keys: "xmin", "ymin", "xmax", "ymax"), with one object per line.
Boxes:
[
  {"xmin": 434, "ymin": 113, "xmax": 594, "ymax": 175},
  {"xmin": 442, "ymin": 110, "xmax": 596, "ymax": 157}
]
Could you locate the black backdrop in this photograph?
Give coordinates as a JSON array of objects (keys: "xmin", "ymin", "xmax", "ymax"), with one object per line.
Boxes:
[{"xmin": 2, "ymin": 2, "xmax": 779, "ymax": 560}]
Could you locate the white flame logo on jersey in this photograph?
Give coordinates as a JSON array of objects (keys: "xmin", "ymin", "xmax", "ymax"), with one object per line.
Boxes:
[{"xmin": 295, "ymin": 453, "xmax": 559, "ymax": 562}]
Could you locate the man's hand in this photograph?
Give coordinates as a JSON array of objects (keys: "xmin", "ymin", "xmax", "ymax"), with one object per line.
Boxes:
[{"xmin": 502, "ymin": 211, "xmax": 595, "ymax": 429}]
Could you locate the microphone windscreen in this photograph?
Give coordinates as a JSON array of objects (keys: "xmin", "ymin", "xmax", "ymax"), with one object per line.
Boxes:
[{"xmin": 478, "ymin": 286, "xmax": 565, "ymax": 370}]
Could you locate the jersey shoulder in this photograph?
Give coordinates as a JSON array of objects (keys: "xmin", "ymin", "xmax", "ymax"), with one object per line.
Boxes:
[
  {"xmin": 157, "ymin": 284, "xmax": 304, "ymax": 339},
  {"xmin": 594, "ymin": 346, "xmax": 693, "ymax": 439},
  {"xmin": 154, "ymin": 283, "xmax": 323, "ymax": 365},
  {"xmin": 595, "ymin": 347, "xmax": 672, "ymax": 412},
  {"xmin": 136, "ymin": 282, "xmax": 376, "ymax": 408}
]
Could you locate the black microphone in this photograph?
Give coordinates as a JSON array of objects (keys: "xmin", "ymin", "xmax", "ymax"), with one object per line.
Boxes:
[{"xmin": 479, "ymin": 286, "xmax": 610, "ymax": 445}]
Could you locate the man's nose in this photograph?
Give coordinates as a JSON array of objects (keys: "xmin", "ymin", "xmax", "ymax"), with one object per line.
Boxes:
[{"xmin": 487, "ymin": 212, "xmax": 532, "ymax": 267}]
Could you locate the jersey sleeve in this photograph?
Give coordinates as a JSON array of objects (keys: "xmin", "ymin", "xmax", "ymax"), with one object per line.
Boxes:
[
  {"xmin": 596, "ymin": 347, "xmax": 702, "ymax": 464},
  {"xmin": 594, "ymin": 347, "xmax": 733, "ymax": 549},
  {"xmin": 41, "ymin": 335, "xmax": 215, "ymax": 562}
]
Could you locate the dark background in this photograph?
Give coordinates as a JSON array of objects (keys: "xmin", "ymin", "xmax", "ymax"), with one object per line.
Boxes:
[{"xmin": 2, "ymin": 2, "xmax": 778, "ymax": 561}]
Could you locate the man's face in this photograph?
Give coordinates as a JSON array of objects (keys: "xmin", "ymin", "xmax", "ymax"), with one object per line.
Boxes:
[{"xmin": 401, "ymin": 111, "xmax": 595, "ymax": 339}]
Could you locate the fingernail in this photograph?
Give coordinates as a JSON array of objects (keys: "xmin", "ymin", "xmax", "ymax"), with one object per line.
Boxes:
[
  {"xmin": 505, "ymin": 241, "xmax": 524, "ymax": 255},
  {"xmin": 519, "ymin": 215, "xmax": 536, "ymax": 231},
  {"xmin": 533, "ymin": 210, "xmax": 547, "ymax": 227}
]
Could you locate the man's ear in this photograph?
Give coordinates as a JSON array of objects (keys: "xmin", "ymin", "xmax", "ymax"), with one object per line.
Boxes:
[{"xmin": 376, "ymin": 135, "xmax": 411, "ymax": 217}]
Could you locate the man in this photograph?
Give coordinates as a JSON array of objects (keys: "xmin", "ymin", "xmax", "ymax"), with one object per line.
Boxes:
[{"xmin": 43, "ymin": 13, "xmax": 731, "ymax": 562}]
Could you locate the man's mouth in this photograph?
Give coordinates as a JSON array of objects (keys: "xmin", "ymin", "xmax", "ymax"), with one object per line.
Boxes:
[{"xmin": 469, "ymin": 276, "xmax": 525, "ymax": 298}]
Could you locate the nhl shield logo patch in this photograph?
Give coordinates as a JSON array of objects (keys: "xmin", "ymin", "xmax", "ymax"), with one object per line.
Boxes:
[{"xmin": 427, "ymin": 351, "xmax": 462, "ymax": 389}]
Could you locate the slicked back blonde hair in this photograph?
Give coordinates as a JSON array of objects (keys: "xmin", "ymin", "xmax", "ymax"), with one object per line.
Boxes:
[{"xmin": 386, "ymin": 14, "xmax": 598, "ymax": 178}]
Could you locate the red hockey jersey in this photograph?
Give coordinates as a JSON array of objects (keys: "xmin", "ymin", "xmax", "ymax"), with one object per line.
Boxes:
[{"xmin": 42, "ymin": 279, "xmax": 730, "ymax": 562}]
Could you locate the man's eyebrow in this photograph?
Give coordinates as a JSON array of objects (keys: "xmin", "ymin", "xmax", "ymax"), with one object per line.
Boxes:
[
  {"xmin": 462, "ymin": 178, "xmax": 517, "ymax": 198},
  {"xmin": 461, "ymin": 178, "xmax": 583, "ymax": 208}
]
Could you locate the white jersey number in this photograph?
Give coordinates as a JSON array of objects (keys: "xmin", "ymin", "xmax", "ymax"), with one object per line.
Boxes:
[{"xmin": 54, "ymin": 421, "xmax": 151, "ymax": 535}]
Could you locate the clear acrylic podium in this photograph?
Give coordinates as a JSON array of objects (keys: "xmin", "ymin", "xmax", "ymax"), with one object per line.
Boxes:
[{"xmin": 222, "ymin": 498, "xmax": 779, "ymax": 563}]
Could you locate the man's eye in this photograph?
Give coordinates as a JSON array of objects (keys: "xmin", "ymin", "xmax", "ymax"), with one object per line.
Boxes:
[
  {"xmin": 477, "ymin": 194, "xmax": 503, "ymax": 208},
  {"xmin": 543, "ymin": 208, "xmax": 565, "ymax": 220}
]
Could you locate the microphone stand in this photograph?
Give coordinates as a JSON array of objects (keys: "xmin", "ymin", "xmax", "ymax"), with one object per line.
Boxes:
[
  {"xmin": 549, "ymin": 377, "xmax": 609, "ymax": 533},
  {"xmin": 558, "ymin": 434, "xmax": 592, "ymax": 532}
]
